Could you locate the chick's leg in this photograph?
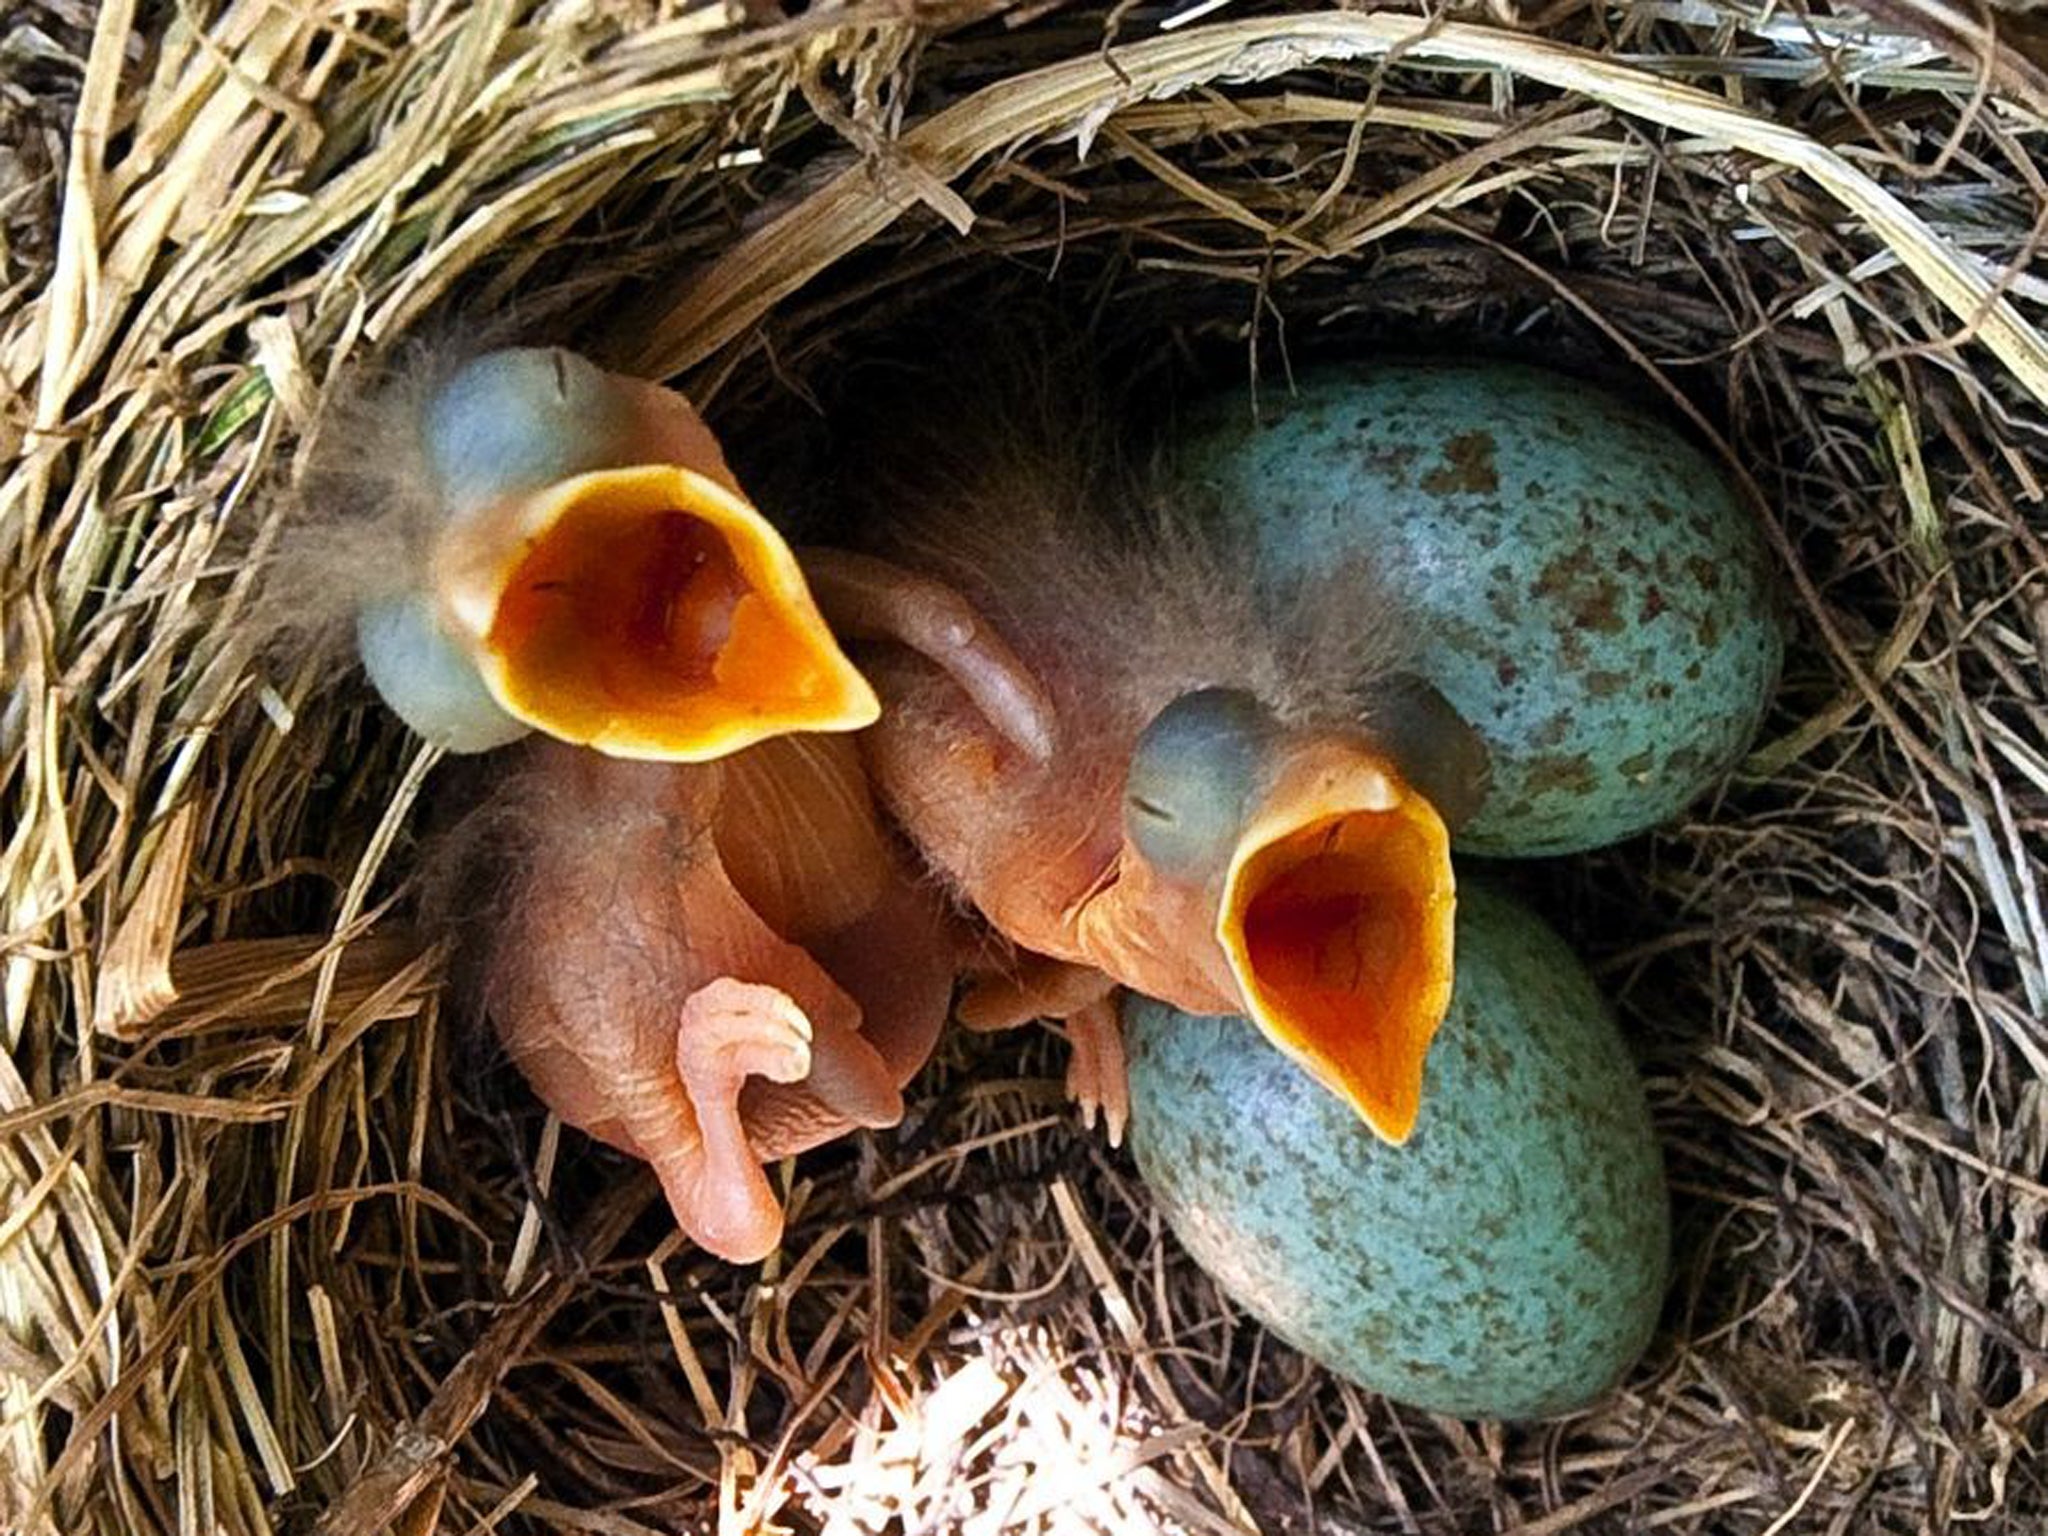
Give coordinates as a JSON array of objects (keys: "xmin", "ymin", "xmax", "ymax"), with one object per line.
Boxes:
[
  {"xmin": 648, "ymin": 978, "xmax": 815, "ymax": 1263},
  {"xmin": 482, "ymin": 748, "xmax": 903, "ymax": 1262},
  {"xmin": 959, "ymin": 954, "xmax": 1128, "ymax": 1147},
  {"xmin": 801, "ymin": 549, "xmax": 1056, "ymax": 764},
  {"xmin": 957, "ymin": 952, "xmax": 1116, "ymax": 1032},
  {"xmin": 658, "ymin": 833, "xmax": 913, "ymax": 1250},
  {"xmin": 629, "ymin": 964, "xmax": 900, "ymax": 1261}
]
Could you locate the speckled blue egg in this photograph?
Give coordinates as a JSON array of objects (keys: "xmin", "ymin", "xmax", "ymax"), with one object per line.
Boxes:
[
  {"xmin": 1173, "ymin": 361, "xmax": 1784, "ymax": 855},
  {"xmin": 1126, "ymin": 880, "xmax": 1668, "ymax": 1420}
]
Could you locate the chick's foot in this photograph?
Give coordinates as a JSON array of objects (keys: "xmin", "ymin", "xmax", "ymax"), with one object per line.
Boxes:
[
  {"xmin": 1064, "ymin": 996, "xmax": 1129, "ymax": 1149},
  {"xmin": 657, "ymin": 979, "xmax": 815, "ymax": 1262},
  {"xmin": 959, "ymin": 957, "xmax": 1129, "ymax": 1147}
]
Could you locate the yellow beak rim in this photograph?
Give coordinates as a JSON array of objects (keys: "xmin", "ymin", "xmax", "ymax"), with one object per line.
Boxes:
[
  {"xmin": 1216, "ymin": 745, "xmax": 1456, "ymax": 1145},
  {"xmin": 433, "ymin": 463, "xmax": 879, "ymax": 761}
]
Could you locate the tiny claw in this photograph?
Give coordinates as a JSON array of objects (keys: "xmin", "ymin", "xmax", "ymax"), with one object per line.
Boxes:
[
  {"xmin": 801, "ymin": 548, "xmax": 1058, "ymax": 764},
  {"xmin": 1063, "ymin": 995, "xmax": 1129, "ymax": 1148},
  {"xmin": 957, "ymin": 957, "xmax": 1127, "ymax": 1143}
]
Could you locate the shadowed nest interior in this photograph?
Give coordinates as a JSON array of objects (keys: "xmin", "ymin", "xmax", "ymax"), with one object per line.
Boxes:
[{"xmin": 3, "ymin": 0, "xmax": 2046, "ymax": 1532}]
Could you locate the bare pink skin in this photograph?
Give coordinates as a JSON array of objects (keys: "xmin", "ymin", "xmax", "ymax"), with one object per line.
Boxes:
[
  {"xmin": 481, "ymin": 735, "xmax": 955, "ymax": 1262},
  {"xmin": 390, "ymin": 354, "xmax": 1077, "ymax": 1259},
  {"xmin": 851, "ymin": 645, "xmax": 1231, "ymax": 1148},
  {"xmin": 811, "ymin": 433, "xmax": 1465, "ymax": 1148}
]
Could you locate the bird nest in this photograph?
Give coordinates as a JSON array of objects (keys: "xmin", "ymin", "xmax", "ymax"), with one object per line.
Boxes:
[{"xmin": 4, "ymin": 0, "xmax": 2047, "ymax": 1531}]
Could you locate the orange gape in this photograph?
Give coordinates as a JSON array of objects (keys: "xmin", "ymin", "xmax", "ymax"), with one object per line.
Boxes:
[
  {"xmin": 360, "ymin": 348, "xmax": 1067, "ymax": 1260},
  {"xmin": 493, "ymin": 508, "xmax": 748, "ymax": 703},
  {"xmin": 1225, "ymin": 787, "xmax": 1455, "ymax": 1144},
  {"xmin": 437, "ymin": 463, "xmax": 878, "ymax": 762},
  {"xmin": 812, "ymin": 341, "xmax": 1485, "ymax": 1149},
  {"xmin": 314, "ymin": 344, "xmax": 1156, "ymax": 1258}
]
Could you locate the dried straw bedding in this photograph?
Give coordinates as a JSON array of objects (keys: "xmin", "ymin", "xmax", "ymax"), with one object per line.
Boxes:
[{"xmin": 3, "ymin": 0, "xmax": 2047, "ymax": 1532}]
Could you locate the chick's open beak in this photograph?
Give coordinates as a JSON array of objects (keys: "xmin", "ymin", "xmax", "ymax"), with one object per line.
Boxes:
[
  {"xmin": 1216, "ymin": 739, "xmax": 1455, "ymax": 1144},
  {"xmin": 432, "ymin": 464, "xmax": 879, "ymax": 760}
]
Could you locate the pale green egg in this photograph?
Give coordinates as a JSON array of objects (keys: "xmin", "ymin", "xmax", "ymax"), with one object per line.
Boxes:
[
  {"xmin": 1126, "ymin": 880, "xmax": 1668, "ymax": 1420},
  {"xmin": 1172, "ymin": 361, "xmax": 1784, "ymax": 855}
]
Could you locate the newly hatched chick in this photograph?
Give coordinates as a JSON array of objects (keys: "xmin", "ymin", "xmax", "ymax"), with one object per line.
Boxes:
[
  {"xmin": 281, "ymin": 343, "xmax": 1042, "ymax": 1260},
  {"xmin": 830, "ymin": 339, "xmax": 1489, "ymax": 1146},
  {"xmin": 450, "ymin": 731, "xmax": 957, "ymax": 1262}
]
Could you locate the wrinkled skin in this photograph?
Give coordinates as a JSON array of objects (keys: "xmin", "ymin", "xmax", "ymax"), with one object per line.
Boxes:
[
  {"xmin": 818, "ymin": 358, "xmax": 1485, "ymax": 1148},
  {"xmin": 481, "ymin": 735, "xmax": 956, "ymax": 1262},
  {"xmin": 369, "ymin": 348, "xmax": 1050, "ymax": 1263}
]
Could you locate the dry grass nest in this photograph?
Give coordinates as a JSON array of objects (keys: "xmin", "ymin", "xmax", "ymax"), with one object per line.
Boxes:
[{"xmin": 5, "ymin": 0, "xmax": 2048, "ymax": 1531}]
